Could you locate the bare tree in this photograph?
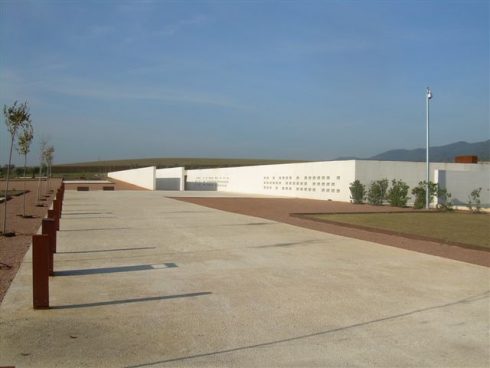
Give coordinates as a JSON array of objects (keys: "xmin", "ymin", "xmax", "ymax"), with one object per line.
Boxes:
[
  {"xmin": 44, "ymin": 145, "xmax": 54, "ymax": 193},
  {"xmin": 3, "ymin": 101, "xmax": 32, "ymax": 236},
  {"xmin": 16, "ymin": 126, "xmax": 34, "ymax": 217},
  {"xmin": 36, "ymin": 139, "xmax": 48, "ymax": 204}
]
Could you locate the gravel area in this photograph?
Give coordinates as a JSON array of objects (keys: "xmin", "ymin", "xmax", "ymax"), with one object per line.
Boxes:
[{"xmin": 174, "ymin": 197, "xmax": 490, "ymax": 267}]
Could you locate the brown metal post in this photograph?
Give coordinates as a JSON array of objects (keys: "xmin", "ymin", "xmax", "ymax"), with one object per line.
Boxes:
[
  {"xmin": 32, "ymin": 234, "xmax": 50, "ymax": 309},
  {"xmin": 55, "ymin": 197, "xmax": 62, "ymax": 217},
  {"xmin": 42, "ymin": 218, "xmax": 56, "ymax": 274},
  {"xmin": 48, "ymin": 209, "xmax": 59, "ymax": 232},
  {"xmin": 53, "ymin": 199, "xmax": 59, "ymax": 216}
]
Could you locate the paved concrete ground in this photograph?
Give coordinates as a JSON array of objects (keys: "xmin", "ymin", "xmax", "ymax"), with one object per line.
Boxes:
[{"xmin": 0, "ymin": 191, "xmax": 489, "ymax": 368}]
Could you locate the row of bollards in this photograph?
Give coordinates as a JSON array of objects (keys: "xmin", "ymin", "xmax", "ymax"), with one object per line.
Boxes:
[{"xmin": 32, "ymin": 182, "xmax": 65, "ymax": 309}]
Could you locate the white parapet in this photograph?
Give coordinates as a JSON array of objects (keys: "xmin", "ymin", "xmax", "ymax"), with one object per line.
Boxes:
[{"xmin": 108, "ymin": 166, "xmax": 156, "ymax": 190}]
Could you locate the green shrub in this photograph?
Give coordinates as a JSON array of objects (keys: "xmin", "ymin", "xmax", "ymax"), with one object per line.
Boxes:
[
  {"xmin": 437, "ymin": 191, "xmax": 453, "ymax": 211},
  {"xmin": 349, "ymin": 180, "xmax": 365, "ymax": 204},
  {"xmin": 412, "ymin": 181, "xmax": 454, "ymax": 210},
  {"xmin": 367, "ymin": 178, "xmax": 388, "ymax": 205},
  {"xmin": 412, "ymin": 181, "xmax": 440, "ymax": 209},
  {"xmin": 467, "ymin": 188, "xmax": 482, "ymax": 213},
  {"xmin": 387, "ymin": 179, "xmax": 410, "ymax": 207}
]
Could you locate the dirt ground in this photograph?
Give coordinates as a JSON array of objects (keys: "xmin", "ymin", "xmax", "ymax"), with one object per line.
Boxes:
[
  {"xmin": 0, "ymin": 179, "xmax": 61, "ymax": 304},
  {"xmin": 175, "ymin": 197, "xmax": 490, "ymax": 268}
]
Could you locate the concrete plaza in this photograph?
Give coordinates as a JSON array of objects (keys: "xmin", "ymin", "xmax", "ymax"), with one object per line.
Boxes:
[{"xmin": 0, "ymin": 191, "xmax": 489, "ymax": 367}]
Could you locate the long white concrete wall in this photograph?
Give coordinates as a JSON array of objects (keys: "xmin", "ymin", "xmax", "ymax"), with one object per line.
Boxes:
[
  {"xmin": 435, "ymin": 169, "xmax": 490, "ymax": 207},
  {"xmin": 155, "ymin": 167, "xmax": 185, "ymax": 191},
  {"xmin": 186, "ymin": 161, "xmax": 357, "ymax": 201},
  {"xmin": 108, "ymin": 166, "xmax": 156, "ymax": 190},
  {"xmin": 185, "ymin": 160, "xmax": 489, "ymax": 204},
  {"xmin": 106, "ymin": 161, "xmax": 489, "ymax": 207}
]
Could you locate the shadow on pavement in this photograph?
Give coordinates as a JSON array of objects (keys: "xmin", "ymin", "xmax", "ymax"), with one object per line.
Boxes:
[{"xmin": 51, "ymin": 291, "xmax": 212, "ymax": 310}]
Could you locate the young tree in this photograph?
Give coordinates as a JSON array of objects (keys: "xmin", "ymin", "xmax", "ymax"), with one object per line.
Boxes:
[
  {"xmin": 387, "ymin": 179, "xmax": 410, "ymax": 207},
  {"xmin": 367, "ymin": 178, "xmax": 389, "ymax": 205},
  {"xmin": 44, "ymin": 145, "xmax": 55, "ymax": 193},
  {"xmin": 36, "ymin": 139, "xmax": 48, "ymax": 204},
  {"xmin": 467, "ymin": 187, "xmax": 482, "ymax": 213},
  {"xmin": 349, "ymin": 180, "xmax": 366, "ymax": 204},
  {"xmin": 3, "ymin": 101, "xmax": 32, "ymax": 235},
  {"xmin": 16, "ymin": 126, "xmax": 34, "ymax": 217},
  {"xmin": 411, "ymin": 181, "xmax": 449, "ymax": 209}
]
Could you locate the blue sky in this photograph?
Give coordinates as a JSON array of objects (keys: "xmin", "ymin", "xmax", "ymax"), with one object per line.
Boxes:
[{"xmin": 1, "ymin": 0, "xmax": 488, "ymax": 165}]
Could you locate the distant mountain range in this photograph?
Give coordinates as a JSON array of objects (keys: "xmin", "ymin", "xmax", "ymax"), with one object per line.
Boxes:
[
  {"xmin": 337, "ymin": 139, "xmax": 489, "ymax": 162},
  {"xmin": 57, "ymin": 140, "xmax": 489, "ymax": 170}
]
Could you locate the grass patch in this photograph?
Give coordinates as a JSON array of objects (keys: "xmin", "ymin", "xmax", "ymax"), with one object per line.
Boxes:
[{"xmin": 304, "ymin": 212, "xmax": 490, "ymax": 249}]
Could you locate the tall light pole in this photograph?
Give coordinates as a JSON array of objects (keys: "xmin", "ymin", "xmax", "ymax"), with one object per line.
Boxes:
[{"xmin": 426, "ymin": 87, "xmax": 432, "ymax": 209}]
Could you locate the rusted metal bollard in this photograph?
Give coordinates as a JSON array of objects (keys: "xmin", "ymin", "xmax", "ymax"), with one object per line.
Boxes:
[
  {"xmin": 55, "ymin": 196, "xmax": 62, "ymax": 217},
  {"xmin": 42, "ymin": 218, "xmax": 56, "ymax": 275},
  {"xmin": 32, "ymin": 234, "xmax": 50, "ymax": 309},
  {"xmin": 58, "ymin": 195, "xmax": 63, "ymax": 215},
  {"xmin": 48, "ymin": 209, "xmax": 59, "ymax": 232}
]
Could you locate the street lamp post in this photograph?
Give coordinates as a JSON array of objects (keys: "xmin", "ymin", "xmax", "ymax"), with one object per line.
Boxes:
[{"xmin": 426, "ymin": 87, "xmax": 432, "ymax": 209}]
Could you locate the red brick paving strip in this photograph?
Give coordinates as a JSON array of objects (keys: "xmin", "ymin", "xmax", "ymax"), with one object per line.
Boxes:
[{"xmin": 173, "ymin": 197, "xmax": 490, "ymax": 268}]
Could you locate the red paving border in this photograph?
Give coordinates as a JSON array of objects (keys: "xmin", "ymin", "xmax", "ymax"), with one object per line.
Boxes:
[{"xmin": 173, "ymin": 197, "xmax": 490, "ymax": 268}]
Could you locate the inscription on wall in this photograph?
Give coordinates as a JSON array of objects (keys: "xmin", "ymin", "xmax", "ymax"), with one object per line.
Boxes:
[{"xmin": 263, "ymin": 174, "xmax": 342, "ymax": 196}]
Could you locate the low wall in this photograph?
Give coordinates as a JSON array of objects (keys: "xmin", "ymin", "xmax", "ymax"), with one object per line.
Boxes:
[
  {"xmin": 155, "ymin": 167, "xmax": 185, "ymax": 191},
  {"xmin": 107, "ymin": 166, "xmax": 156, "ymax": 190}
]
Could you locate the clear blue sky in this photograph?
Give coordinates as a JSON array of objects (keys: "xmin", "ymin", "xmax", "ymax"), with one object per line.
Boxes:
[{"xmin": 1, "ymin": 0, "xmax": 488, "ymax": 165}]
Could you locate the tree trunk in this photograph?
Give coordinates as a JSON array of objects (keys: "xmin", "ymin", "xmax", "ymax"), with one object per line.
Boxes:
[
  {"xmin": 36, "ymin": 164, "xmax": 43, "ymax": 202},
  {"xmin": 23, "ymin": 154, "xmax": 27, "ymax": 217},
  {"xmin": 3, "ymin": 135, "xmax": 15, "ymax": 235}
]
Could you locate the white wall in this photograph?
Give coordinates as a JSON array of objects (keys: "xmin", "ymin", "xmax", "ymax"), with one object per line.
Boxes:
[
  {"xmin": 435, "ymin": 169, "xmax": 490, "ymax": 207},
  {"xmin": 155, "ymin": 167, "xmax": 185, "ymax": 191},
  {"xmin": 355, "ymin": 161, "xmax": 486, "ymax": 191},
  {"xmin": 185, "ymin": 160, "xmax": 488, "ymax": 203},
  {"xmin": 106, "ymin": 161, "xmax": 489, "ymax": 207},
  {"xmin": 185, "ymin": 161, "xmax": 357, "ymax": 201},
  {"xmin": 108, "ymin": 166, "xmax": 156, "ymax": 190}
]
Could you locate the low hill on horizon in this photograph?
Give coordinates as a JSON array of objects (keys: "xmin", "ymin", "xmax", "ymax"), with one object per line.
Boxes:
[
  {"xmin": 54, "ymin": 157, "xmax": 308, "ymax": 173},
  {"xmin": 54, "ymin": 139, "xmax": 489, "ymax": 174},
  {"xmin": 368, "ymin": 139, "xmax": 489, "ymax": 162}
]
